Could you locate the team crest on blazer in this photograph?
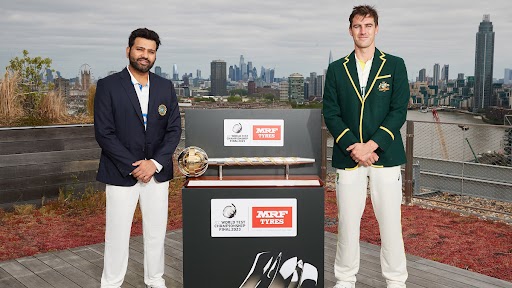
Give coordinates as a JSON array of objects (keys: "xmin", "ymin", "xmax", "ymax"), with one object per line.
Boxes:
[
  {"xmin": 158, "ymin": 104, "xmax": 167, "ymax": 116},
  {"xmin": 378, "ymin": 81, "xmax": 390, "ymax": 92}
]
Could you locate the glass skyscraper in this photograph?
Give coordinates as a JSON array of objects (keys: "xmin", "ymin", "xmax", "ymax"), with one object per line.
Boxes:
[
  {"xmin": 433, "ymin": 63, "xmax": 440, "ymax": 87},
  {"xmin": 474, "ymin": 14, "xmax": 495, "ymax": 110},
  {"xmin": 211, "ymin": 60, "xmax": 227, "ymax": 96}
]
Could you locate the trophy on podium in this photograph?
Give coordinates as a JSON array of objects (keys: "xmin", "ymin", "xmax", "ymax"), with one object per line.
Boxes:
[{"xmin": 177, "ymin": 146, "xmax": 315, "ymax": 180}]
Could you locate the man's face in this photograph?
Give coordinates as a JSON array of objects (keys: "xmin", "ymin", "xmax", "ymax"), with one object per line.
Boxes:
[
  {"xmin": 349, "ymin": 15, "xmax": 379, "ymax": 49},
  {"xmin": 126, "ymin": 37, "xmax": 157, "ymax": 73}
]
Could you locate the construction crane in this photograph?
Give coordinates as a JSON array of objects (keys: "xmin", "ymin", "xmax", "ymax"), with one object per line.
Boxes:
[
  {"xmin": 458, "ymin": 124, "xmax": 478, "ymax": 163},
  {"xmin": 432, "ymin": 108, "xmax": 449, "ymax": 159}
]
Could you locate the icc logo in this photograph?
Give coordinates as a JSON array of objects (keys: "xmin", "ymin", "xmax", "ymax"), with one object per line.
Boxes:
[
  {"xmin": 232, "ymin": 123, "xmax": 243, "ymax": 133},
  {"xmin": 223, "ymin": 203, "xmax": 237, "ymax": 218}
]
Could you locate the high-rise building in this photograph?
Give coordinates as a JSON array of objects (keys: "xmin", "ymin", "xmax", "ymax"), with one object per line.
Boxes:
[
  {"xmin": 252, "ymin": 67, "xmax": 258, "ymax": 79},
  {"xmin": 442, "ymin": 64, "xmax": 449, "ymax": 82},
  {"xmin": 80, "ymin": 68, "xmax": 91, "ymax": 91},
  {"xmin": 248, "ymin": 80, "xmax": 256, "ymax": 95},
  {"xmin": 46, "ymin": 68, "xmax": 53, "ymax": 83},
  {"xmin": 54, "ymin": 77, "xmax": 70, "ymax": 97},
  {"xmin": 182, "ymin": 74, "xmax": 190, "ymax": 86},
  {"xmin": 263, "ymin": 68, "xmax": 270, "ymax": 83},
  {"xmin": 247, "ymin": 61, "xmax": 254, "ymax": 81},
  {"xmin": 210, "ymin": 60, "xmax": 227, "ymax": 96},
  {"xmin": 235, "ymin": 65, "xmax": 241, "ymax": 81},
  {"xmin": 474, "ymin": 14, "xmax": 495, "ymax": 110},
  {"xmin": 309, "ymin": 72, "xmax": 317, "ymax": 97},
  {"xmin": 433, "ymin": 63, "xmax": 440, "ymax": 86},
  {"xmin": 467, "ymin": 76, "xmax": 475, "ymax": 89},
  {"xmin": 247, "ymin": 61, "xmax": 253, "ymax": 75},
  {"xmin": 155, "ymin": 66, "xmax": 162, "ymax": 77},
  {"xmin": 418, "ymin": 68, "xmax": 427, "ymax": 82},
  {"xmin": 173, "ymin": 64, "xmax": 179, "ymax": 81},
  {"xmin": 504, "ymin": 69, "xmax": 512, "ymax": 85},
  {"xmin": 240, "ymin": 55, "xmax": 247, "ymax": 81},
  {"xmin": 457, "ymin": 73, "xmax": 465, "ymax": 80},
  {"xmin": 197, "ymin": 69, "xmax": 202, "ymax": 79},
  {"xmin": 328, "ymin": 50, "xmax": 333, "ymax": 66},
  {"xmin": 228, "ymin": 66, "xmax": 234, "ymax": 81},
  {"xmin": 316, "ymin": 74, "xmax": 325, "ymax": 97},
  {"xmin": 279, "ymin": 81, "xmax": 289, "ymax": 101},
  {"xmin": 288, "ymin": 73, "xmax": 304, "ymax": 102},
  {"xmin": 269, "ymin": 69, "xmax": 275, "ymax": 83}
]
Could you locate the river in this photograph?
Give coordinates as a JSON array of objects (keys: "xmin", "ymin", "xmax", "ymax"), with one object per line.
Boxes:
[{"xmin": 407, "ymin": 110, "xmax": 483, "ymax": 124}]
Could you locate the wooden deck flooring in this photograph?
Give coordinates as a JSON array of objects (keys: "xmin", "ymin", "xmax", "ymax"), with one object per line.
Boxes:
[{"xmin": 0, "ymin": 230, "xmax": 510, "ymax": 288}]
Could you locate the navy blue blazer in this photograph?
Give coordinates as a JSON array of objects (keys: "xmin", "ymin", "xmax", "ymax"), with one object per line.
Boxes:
[{"xmin": 94, "ymin": 67, "xmax": 182, "ymax": 186}]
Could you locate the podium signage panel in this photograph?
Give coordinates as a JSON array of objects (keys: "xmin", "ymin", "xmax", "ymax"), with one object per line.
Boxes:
[
  {"xmin": 224, "ymin": 119, "xmax": 284, "ymax": 146},
  {"xmin": 183, "ymin": 186, "xmax": 324, "ymax": 287},
  {"xmin": 211, "ymin": 198, "xmax": 297, "ymax": 237}
]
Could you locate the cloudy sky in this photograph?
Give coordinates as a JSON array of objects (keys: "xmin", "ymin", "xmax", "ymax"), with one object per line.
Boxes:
[{"xmin": 1, "ymin": 0, "xmax": 511, "ymax": 82}]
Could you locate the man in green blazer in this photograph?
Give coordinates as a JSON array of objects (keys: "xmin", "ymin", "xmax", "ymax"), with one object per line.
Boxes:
[{"xmin": 323, "ymin": 5, "xmax": 409, "ymax": 288}]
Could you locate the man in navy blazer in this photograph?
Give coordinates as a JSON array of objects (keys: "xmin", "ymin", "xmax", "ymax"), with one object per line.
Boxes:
[{"xmin": 94, "ymin": 28, "xmax": 181, "ymax": 288}]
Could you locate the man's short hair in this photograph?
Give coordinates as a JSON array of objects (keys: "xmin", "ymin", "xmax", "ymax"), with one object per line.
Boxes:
[
  {"xmin": 349, "ymin": 5, "xmax": 378, "ymax": 27},
  {"xmin": 128, "ymin": 28, "xmax": 161, "ymax": 50}
]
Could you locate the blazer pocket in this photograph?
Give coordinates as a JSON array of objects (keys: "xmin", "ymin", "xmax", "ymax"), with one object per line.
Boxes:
[{"xmin": 376, "ymin": 74, "xmax": 391, "ymax": 79}]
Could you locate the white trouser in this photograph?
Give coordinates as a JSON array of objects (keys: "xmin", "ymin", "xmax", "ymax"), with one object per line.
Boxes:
[
  {"xmin": 334, "ymin": 166, "xmax": 407, "ymax": 288},
  {"xmin": 101, "ymin": 177, "xmax": 169, "ymax": 288}
]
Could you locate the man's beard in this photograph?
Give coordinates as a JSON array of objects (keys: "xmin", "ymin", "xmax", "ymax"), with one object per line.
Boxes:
[{"xmin": 129, "ymin": 54, "xmax": 155, "ymax": 73}]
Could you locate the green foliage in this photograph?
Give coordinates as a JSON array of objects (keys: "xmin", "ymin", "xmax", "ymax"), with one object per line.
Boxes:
[
  {"xmin": 6, "ymin": 50, "xmax": 53, "ymax": 111},
  {"xmin": 263, "ymin": 93, "xmax": 275, "ymax": 102},
  {"xmin": 227, "ymin": 95, "xmax": 243, "ymax": 102},
  {"xmin": 291, "ymin": 100, "xmax": 323, "ymax": 109},
  {"xmin": 194, "ymin": 97, "xmax": 216, "ymax": 102},
  {"xmin": 87, "ymin": 85, "xmax": 96, "ymax": 116},
  {"xmin": 12, "ymin": 115, "xmax": 52, "ymax": 126},
  {"xmin": 229, "ymin": 88, "xmax": 248, "ymax": 96}
]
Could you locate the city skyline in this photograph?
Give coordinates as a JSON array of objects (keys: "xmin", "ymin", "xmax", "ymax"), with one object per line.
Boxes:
[{"xmin": 1, "ymin": 1, "xmax": 511, "ymax": 81}]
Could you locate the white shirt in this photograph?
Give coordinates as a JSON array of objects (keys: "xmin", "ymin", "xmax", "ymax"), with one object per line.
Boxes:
[
  {"xmin": 126, "ymin": 65, "xmax": 163, "ymax": 173},
  {"xmin": 355, "ymin": 55, "xmax": 374, "ymax": 96}
]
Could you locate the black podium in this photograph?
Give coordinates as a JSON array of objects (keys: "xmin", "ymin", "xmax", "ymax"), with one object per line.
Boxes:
[{"xmin": 181, "ymin": 109, "xmax": 324, "ymax": 287}]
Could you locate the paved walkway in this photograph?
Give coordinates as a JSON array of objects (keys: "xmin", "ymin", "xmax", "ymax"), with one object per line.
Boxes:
[{"xmin": 0, "ymin": 230, "xmax": 510, "ymax": 287}]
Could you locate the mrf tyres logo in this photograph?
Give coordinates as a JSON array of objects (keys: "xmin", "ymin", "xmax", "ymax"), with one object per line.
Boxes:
[
  {"xmin": 252, "ymin": 207, "xmax": 292, "ymax": 228},
  {"xmin": 253, "ymin": 125, "xmax": 282, "ymax": 140}
]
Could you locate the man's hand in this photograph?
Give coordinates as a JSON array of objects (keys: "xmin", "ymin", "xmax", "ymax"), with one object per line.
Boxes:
[
  {"xmin": 131, "ymin": 160, "xmax": 157, "ymax": 183},
  {"xmin": 359, "ymin": 152, "xmax": 379, "ymax": 167},
  {"xmin": 347, "ymin": 140, "xmax": 379, "ymax": 165}
]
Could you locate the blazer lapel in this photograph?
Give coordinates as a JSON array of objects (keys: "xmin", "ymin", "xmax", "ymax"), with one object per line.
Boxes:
[
  {"xmin": 342, "ymin": 52, "xmax": 363, "ymax": 103},
  {"xmin": 119, "ymin": 68, "xmax": 144, "ymax": 125},
  {"xmin": 363, "ymin": 48, "xmax": 387, "ymax": 101},
  {"xmin": 148, "ymin": 73, "xmax": 158, "ymax": 123}
]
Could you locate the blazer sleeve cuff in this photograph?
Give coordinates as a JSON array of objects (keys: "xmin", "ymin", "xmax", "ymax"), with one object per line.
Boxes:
[
  {"xmin": 150, "ymin": 159, "xmax": 163, "ymax": 173},
  {"xmin": 371, "ymin": 126, "xmax": 394, "ymax": 152},
  {"xmin": 336, "ymin": 129, "xmax": 359, "ymax": 156}
]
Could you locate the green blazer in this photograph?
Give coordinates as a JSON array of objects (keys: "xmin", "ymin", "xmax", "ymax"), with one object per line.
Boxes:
[{"xmin": 322, "ymin": 48, "xmax": 410, "ymax": 169}]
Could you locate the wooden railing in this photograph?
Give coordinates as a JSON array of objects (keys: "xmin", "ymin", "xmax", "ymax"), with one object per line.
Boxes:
[{"xmin": 0, "ymin": 124, "xmax": 103, "ymax": 209}]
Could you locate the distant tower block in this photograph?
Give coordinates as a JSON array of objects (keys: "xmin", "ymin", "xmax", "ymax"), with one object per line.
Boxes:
[{"xmin": 80, "ymin": 64, "xmax": 91, "ymax": 91}]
